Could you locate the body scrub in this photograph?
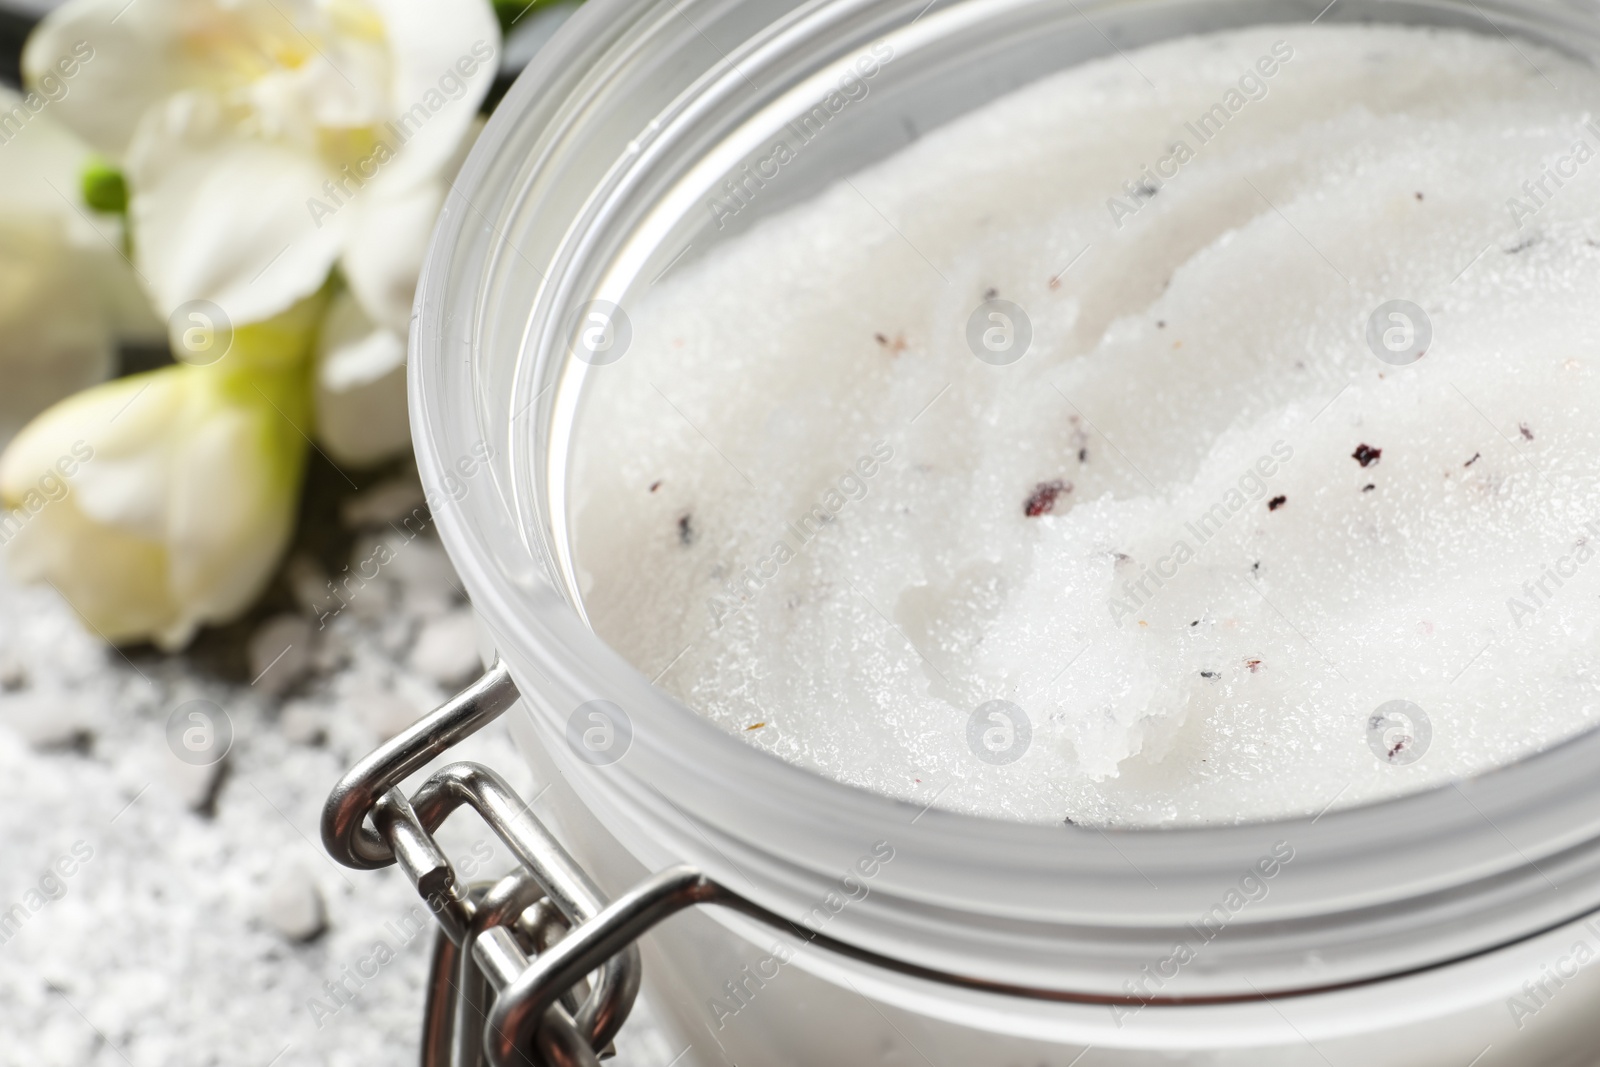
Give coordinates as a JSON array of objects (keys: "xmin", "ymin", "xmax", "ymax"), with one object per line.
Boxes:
[{"xmin": 569, "ymin": 23, "xmax": 1600, "ymax": 827}]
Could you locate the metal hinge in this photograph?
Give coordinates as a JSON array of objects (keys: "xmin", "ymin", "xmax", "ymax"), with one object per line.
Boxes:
[
  {"xmin": 322, "ymin": 660, "xmax": 643, "ymax": 1065},
  {"xmin": 321, "ymin": 659, "xmax": 1055, "ymax": 1066},
  {"xmin": 319, "ymin": 661, "xmax": 776, "ymax": 1067}
]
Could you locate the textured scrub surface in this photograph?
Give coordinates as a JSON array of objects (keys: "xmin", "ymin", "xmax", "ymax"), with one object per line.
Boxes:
[{"xmin": 572, "ymin": 25, "xmax": 1600, "ymax": 826}]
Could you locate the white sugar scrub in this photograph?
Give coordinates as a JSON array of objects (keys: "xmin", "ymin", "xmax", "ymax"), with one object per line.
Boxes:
[{"xmin": 565, "ymin": 22, "xmax": 1600, "ymax": 827}]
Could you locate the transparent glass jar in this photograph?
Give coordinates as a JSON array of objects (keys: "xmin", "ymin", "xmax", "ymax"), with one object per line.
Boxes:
[{"xmin": 411, "ymin": 0, "xmax": 1600, "ymax": 1061}]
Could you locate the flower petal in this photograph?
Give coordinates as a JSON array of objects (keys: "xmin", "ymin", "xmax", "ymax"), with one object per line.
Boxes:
[
  {"xmin": 0, "ymin": 370, "xmax": 181, "ymax": 510},
  {"xmin": 339, "ymin": 177, "xmax": 442, "ymax": 332},
  {"xmin": 366, "ymin": 0, "xmax": 499, "ymax": 190},
  {"xmin": 0, "ymin": 86, "xmax": 113, "ymax": 242},
  {"xmin": 0, "ymin": 88, "xmax": 125, "ymax": 443},
  {"xmin": 163, "ymin": 395, "xmax": 300, "ymax": 645},
  {"xmin": 127, "ymin": 92, "xmax": 344, "ymax": 323},
  {"xmin": 21, "ymin": 0, "xmax": 196, "ymax": 157},
  {"xmin": 313, "ymin": 289, "xmax": 410, "ymax": 466},
  {"xmin": 0, "ymin": 368, "xmax": 184, "ymax": 645},
  {"xmin": 0, "ymin": 86, "xmax": 165, "ymax": 354},
  {"xmin": 0, "ymin": 215, "xmax": 116, "ymax": 446},
  {"xmin": 5, "ymin": 497, "xmax": 174, "ymax": 645}
]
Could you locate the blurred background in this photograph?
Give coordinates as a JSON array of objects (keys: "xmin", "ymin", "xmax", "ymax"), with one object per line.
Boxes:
[{"xmin": 0, "ymin": 1, "xmax": 676, "ymax": 1062}]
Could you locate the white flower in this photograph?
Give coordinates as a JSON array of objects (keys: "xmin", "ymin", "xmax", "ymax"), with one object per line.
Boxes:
[
  {"xmin": 23, "ymin": 0, "xmax": 500, "ymax": 332},
  {"xmin": 0, "ymin": 85, "xmax": 157, "ymax": 444},
  {"xmin": 0, "ymin": 298, "xmax": 324, "ymax": 650}
]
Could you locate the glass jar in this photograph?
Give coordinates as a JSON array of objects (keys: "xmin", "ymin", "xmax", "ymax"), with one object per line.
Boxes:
[{"xmin": 411, "ymin": 0, "xmax": 1600, "ymax": 1061}]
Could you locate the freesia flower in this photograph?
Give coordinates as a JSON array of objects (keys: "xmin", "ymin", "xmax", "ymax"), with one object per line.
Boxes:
[
  {"xmin": 0, "ymin": 296, "xmax": 325, "ymax": 650},
  {"xmin": 23, "ymin": 0, "xmax": 500, "ymax": 332},
  {"xmin": 0, "ymin": 85, "xmax": 157, "ymax": 444}
]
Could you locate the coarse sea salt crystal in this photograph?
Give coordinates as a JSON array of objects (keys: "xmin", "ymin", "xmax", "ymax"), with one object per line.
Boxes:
[{"xmin": 568, "ymin": 23, "xmax": 1600, "ymax": 826}]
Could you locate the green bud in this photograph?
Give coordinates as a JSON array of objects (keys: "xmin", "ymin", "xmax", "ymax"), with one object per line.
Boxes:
[{"xmin": 81, "ymin": 159, "xmax": 128, "ymax": 215}]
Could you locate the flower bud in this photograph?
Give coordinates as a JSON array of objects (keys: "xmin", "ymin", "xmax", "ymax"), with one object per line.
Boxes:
[{"xmin": 0, "ymin": 297, "xmax": 324, "ymax": 649}]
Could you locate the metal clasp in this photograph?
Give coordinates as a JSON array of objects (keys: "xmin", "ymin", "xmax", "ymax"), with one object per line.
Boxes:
[
  {"xmin": 321, "ymin": 659, "xmax": 1022, "ymax": 1066},
  {"xmin": 322, "ymin": 660, "xmax": 645, "ymax": 1066}
]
